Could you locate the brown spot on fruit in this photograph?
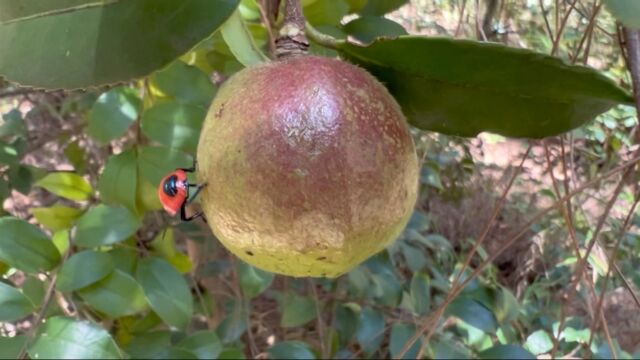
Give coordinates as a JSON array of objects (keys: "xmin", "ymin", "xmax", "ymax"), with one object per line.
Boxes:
[{"xmin": 197, "ymin": 56, "xmax": 418, "ymax": 277}]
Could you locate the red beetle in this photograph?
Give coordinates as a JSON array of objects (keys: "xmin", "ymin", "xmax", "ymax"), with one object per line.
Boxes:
[{"xmin": 158, "ymin": 161, "xmax": 206, "ymax": 222}]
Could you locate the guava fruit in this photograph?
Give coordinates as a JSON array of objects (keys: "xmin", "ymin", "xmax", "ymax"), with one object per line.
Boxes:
[{"xmin": 196, "ymin": 55, "xmax": 418, "ymax": 277}]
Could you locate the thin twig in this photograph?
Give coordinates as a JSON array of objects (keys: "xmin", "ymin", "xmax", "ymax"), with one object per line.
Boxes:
[
  {"xmin": 309, "ymin": 279, "xmax": 327, "ymax": 358},
  {"xmin": 586, "ymin": 195, "xmax": 640, "ymax": 353},
  {"xmin": 544, "ymin": 141, "xmax": 615, "ymax": 357},
  {"xmin": 0, "ymin": 88, "xmax": 42, "ymax": 98},
  {"xmin": 18, "ymin": 246, "xmax": 73, "ymax": 359},
  {"xmin": 551, "ymin": 160, "xmax": 629, "ymax": 358},
  {"xmin": 396, "ymin": 151, "xmax": 640, "ymax": 359},
  {"xmin": 539, "ymin": 0, "xmax": 554, "ymax": 41},
  {"xmin": 569, "ymin": 1, "xmax": 601, "ymax": 64},
  {"xmin": 257, "ymin": 0, "xmax": 277, "ymax": 58},
  {"xmin": 551, "ymin": 0, "xmax": 578, "ymax": 55},
  {"xmin": 474, "ymin": 0, "xmax": 488, "ymax": 41},
  {"xmin": 454, "ymin": 0, "xmax": 468, "ymax": 37},
  {"xmin": 413, "ymin": 143, "xmax": 532, "ymax": 358}
]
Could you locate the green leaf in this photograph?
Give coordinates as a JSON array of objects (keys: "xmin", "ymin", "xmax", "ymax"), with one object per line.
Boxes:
[
  {"xmin": 370, "ymin": 271, "xmax": 402, "ymax": 306},
  {"xmin": 359, "ymin": 0, "xmax": 408, "ymax": 15},
  {"xmin": 433, "ymin": 338, "xmax": 472, "ymax": 359},
  {"xmin": 0, "ymin": 0, "xmax": 240, "ymax": 89},
  {"xmin": 335, "ymin": 303, "xmax": 359, "ymax": 345},
  {"xmin": 78, "ymin": 269, "xmax": 148, "ymax": 317},
  {"xmin": 495, "ymin": 286, "xmax": 520, "ymax": 324},
  {"xmin": 29, "ymin": 316, "xmax": 122, "ymax": 359},
  {"xmin": 218, "ymin": 347, "xmax": 246, "ymax": 359},
  {"xmin": 389, "ymin": 323, "xmax": 420, "ymax": 359},
  {"xmin": 280, "ymin": 294, "xmax": 317, "ymax": 328},
  {"xmin": 0, "ymin": 1, "xmax": 99, "ymax": 22},
  {"xmin": 0, "ymin": 217, "xmax": 60, "ymax": 273},
  {"xmin": 304, "ymin": 0, "xmax": 349, "ymax": 26},
  {"xmin": 149, "ymin": 229, "xmax": 192, "ymax": 274},
  {"xmin": 136, "ymin": 257, "xmax": 193, "ymax": 329},
  {"xmin": 128, "ymin": 333, "xmax": 198, "ymax": 358},
  {"xmin": 477, "ymin": 345, "xmax": 535, "ymax": 359},
  {"xmin": 88, "ymin": 87, "xmax": 141, "ymax": 145},
  {"xmin": 0, "ymin": 282, "xmax": 35, "ymax": 321},
  {"xmin": 137, "ymin": 146, "xmax": 192, "ymax": 186},
  {"xmin": 56, "ymin": 250, "xmax": 114, "ymax": 293},
  {"xmin": 75, "ymin": 204, "xmax": 141, "ymax": 248},
  {"xmin": 152, "ymin": 61, "xmax": 216, "ymax": 106},
  {"xmin": 124, "ymin": 331, "xmax": 171, "ymax": 359},
  {"xmin": 108, "ymin": 247, "xmax": 138, "ymax": 275},
  {"xmin": 343, "ymin": 16, "xmax": 407, "ymax": 44},
  {"xmin": 141, "ymin": 103, "xmax": 206, "ymax": 154},
  {"xmin": 35, "ymin": 172, "xmax": 93, "ymax": 201},
  {"xmin": 64, "ymin": 140, "xmax": 87, "ymax": 174},
  {"xmin": 221, "ymin": 10, "xmax": 268, "ymax": 67},
  {"xmin": 0, "ymin": 178, "xmax": 9, "ymax": 199},
  {"xmin": 0, "ymin": 335, "xmax": 27, "ymax": 359},
  {"xmin": 604, "ymin": 0, "xmax": 640, "ymax": 29},
  {"xmin": 338, "ymin": 36, "xmax": 633, "ymax": 138},
  {"xmin": 355, "ymin": 307, "xmax": 385, "ymax": 356},
  {"xmin": 7, "ymin": 164, "xmax": 32, "ymax": 194},
  {"xmin": 268, "ymin": 341, "xmax": 316, "ymax": 359},
  {"xmin": 98, "ymin": 149, "xmax": 138, "ymax": 212},
  {"xmin": 237, "ymin": 261, "xmax": 274, "ymax": 299},
  {"xmin": 0, "ymin": 109, "xmax": 25, "ymax": 137},
  {"xmin": 525, "ymin": 329, "xmax": 553, "ymax": 355},
  {"xmin": 176, "ymin": 331, "xmax": 223, "ymax": 360},
  {"xmin": 0, "ymin": 141, "xmax": 20, "ymax": 165},
  {"xmin": 22, "ymin": 276, "xmax": 46, "ymax": 307},
  {"xmin": 31, "ymin": 205, "xmax": 83, "ymax": 231},
  {"xmin": 216, "ymin": 302, "xmax": 247, "ymax": 343},
  {"xmin": 409, "ymin": 271, "xmax": 430, "ymax": 315},
  {"xmin": 52, "ymin": 230, "xmax": 71, "ymax": 256},
  {"xmin": 445, "ymin": 297, "xmax": 497, "ymax": 333}
]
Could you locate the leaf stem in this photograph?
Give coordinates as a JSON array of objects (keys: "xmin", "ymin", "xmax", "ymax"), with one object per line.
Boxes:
[{"xmin": 304, "ymin": 22, "xmax": 344, "ymax": 50}]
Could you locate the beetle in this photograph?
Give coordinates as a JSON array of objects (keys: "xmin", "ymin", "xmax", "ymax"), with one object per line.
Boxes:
[{"xmin": 158, "ymin": 161, "xmax": 207, "ymax": 222}]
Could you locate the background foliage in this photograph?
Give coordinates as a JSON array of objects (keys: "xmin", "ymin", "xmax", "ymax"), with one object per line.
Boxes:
[{"xmin": 1, "ymin": 0, "xmax": 640, "ymax": 359}]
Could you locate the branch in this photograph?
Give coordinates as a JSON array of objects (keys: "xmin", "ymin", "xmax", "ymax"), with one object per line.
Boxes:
[
  {"xmin": 0, "ymin": 88, "xmax": 41, "ymax": 98},
  {"xmin": 275, "ymin": 0, "xmax": 309, "ymax": 59},
  {"xmin": 625, "ymin": 28, "xmax": 640, "ymax": 112}
]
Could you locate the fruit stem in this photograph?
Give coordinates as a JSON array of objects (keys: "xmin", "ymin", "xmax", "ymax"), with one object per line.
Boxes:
[{"xmin": 275, "ymin": 0, "xmax": 309, "ymax": 59}]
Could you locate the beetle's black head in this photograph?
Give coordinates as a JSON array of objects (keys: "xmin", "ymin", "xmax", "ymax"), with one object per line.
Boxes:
[{"xmin": 163, "ymin": 175, "xmax": 178, "ymax": 197}]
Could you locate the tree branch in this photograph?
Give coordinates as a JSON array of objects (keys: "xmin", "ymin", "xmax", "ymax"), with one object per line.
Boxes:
[
  {"xmin": 275, "ymin": 0, "xmax": 309, "ymax": 59},
  {"xmin": 625, "ymin": 28, "xmax": 640, "ymax": 113}
]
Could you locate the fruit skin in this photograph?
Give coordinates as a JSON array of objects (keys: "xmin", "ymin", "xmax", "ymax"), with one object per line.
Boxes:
[{"xmin": 197, "ymin": 55, "xmax": 418, "ymax": 277}]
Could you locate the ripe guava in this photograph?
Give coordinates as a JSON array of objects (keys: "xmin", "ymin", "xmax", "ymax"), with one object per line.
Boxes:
[{"xmin": 196, "ymin": 55, "xmax": 418, "ymax": 277}]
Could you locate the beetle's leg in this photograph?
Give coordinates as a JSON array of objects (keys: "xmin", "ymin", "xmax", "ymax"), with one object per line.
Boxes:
[
  {"xmin": 180, "ymin": 183, "xmax": 208, "ymax": 222},
  {"xmin": 179, "ymin": 159, "xmax": 197, "ymax": 173},
  {"xmin": 186, "ymin": 183, "xmax": 207, "ymax": 205},
  {"xmin": 180, "ymin": 200, "xmax": 204, "ymax": 222}
]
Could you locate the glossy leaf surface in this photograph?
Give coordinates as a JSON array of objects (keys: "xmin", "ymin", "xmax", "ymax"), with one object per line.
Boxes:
[
  {"xmin": 75, "ymin": 205, "xmax": 141, "ymax": 247},
  {"xmin": 56, "ymin": 250, "xmax": 114, "ymax": 293},
  {"xmin": 0, "ymin": 282, "xmax": 34, "ymax": 321},
  {"xmin": 137, "ymin": 257, "xmax": 193, "ymax": 329},
  {"xmin": 29, "ymin": 316, "xmax": 122, "ymax": 359},
  {"xmin": 0, "ymin": 0, "xmax": 240, "ymax": 89},
  {"xmin": 0, "ymin": 217, "xmax": 60, "ymax": 273},
  {"xmin": 338, "ymin": 36, "xmax": 633, "ymax": 138},
  {"xmin": 78, "ymin": 270, "xmax": 148, "ymax": 317}
]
